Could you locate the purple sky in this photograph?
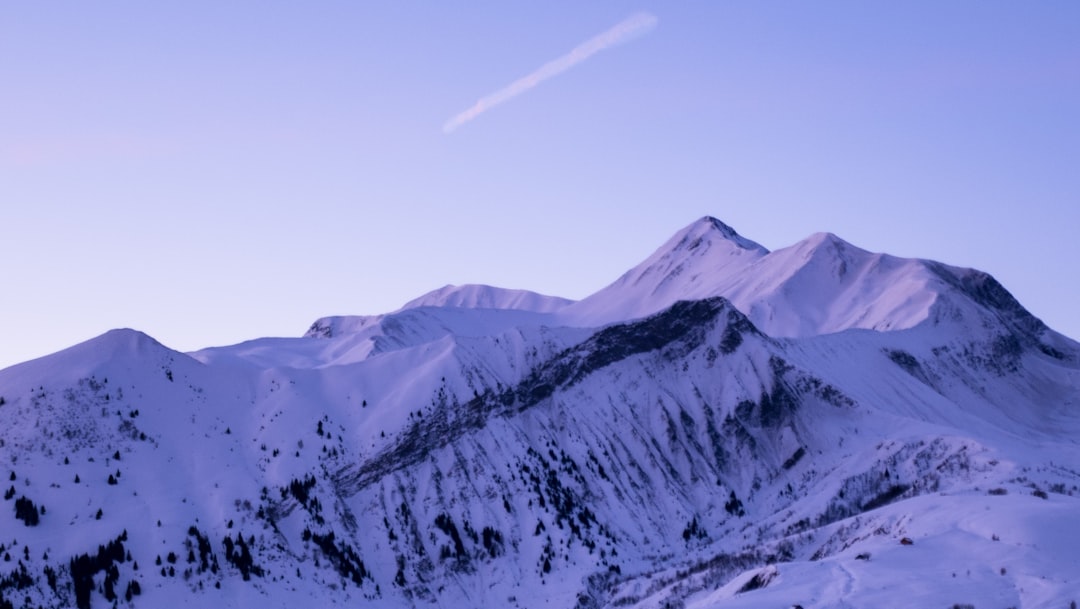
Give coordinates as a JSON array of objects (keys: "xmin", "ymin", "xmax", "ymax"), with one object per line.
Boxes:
[{"xmin": 2, "ymin": 3, "xmax": 1078, "ymax": 369}]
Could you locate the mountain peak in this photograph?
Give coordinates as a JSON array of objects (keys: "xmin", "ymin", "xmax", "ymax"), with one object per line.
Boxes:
[
  {"xmin": 798, "ymin": 231, "xmax": 859, "ymax": 252},
  {"xmin": 561, "ymin": 217, "xmax": 768, "ymax": 325},
  {"xmin": 683, "ymin": 216, "xmax": 769, "ymax": 254},
  {"xmin": 50, "ymin": 328, "xmax": 167, "ymax": 362},
  {"xmin": 0, "ymin": 327, "xmax": 178, "ymax": 385}
]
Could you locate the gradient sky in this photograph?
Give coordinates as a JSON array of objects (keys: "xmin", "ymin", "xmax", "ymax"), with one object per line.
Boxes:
[{"xmin": 2, "ymin": 2, "xmax": 1078, "ymax": 369}]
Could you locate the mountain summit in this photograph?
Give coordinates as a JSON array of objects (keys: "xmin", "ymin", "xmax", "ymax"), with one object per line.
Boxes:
[
  {"xmin": 563, "ymin": 216, "xmax": 768, "ymax": 324},
  {"xmin": 1, "ymin": 216, "xmax": 1078, "ymax": 609}
]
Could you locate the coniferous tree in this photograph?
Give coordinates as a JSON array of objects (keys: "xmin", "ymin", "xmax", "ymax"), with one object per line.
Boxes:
[{"xmin": 14, "ymin": 496, "xmax": 39, "ymax": 526}]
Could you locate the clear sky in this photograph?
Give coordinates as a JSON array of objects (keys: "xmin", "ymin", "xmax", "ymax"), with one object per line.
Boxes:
[{"xmin": 2, "ymin": 2, "xmax": 1078, "ymax": 369}]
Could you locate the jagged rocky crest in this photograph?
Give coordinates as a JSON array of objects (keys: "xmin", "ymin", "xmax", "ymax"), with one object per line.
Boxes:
[{"xmin": 1, "ymin": 217, "xmax": 1079, "ymax": 609}]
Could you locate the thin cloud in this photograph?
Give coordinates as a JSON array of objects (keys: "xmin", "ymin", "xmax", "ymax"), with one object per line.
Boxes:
[{"xmin": 443, "ymin": 12, "xmax": 658, "ymax": 134}]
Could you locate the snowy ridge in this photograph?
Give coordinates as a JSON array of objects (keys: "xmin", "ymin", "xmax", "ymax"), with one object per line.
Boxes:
[
  {"xmin": 1, "ymin": 216, "xmax": 1079, "ymax": 609},
  {"xmin": 400, "ymin": 284, "xmax": 574, "ymax": 313},
  {"xmin": 565, "ymin": 218, "xmax": 1069, "ymax": 345}
]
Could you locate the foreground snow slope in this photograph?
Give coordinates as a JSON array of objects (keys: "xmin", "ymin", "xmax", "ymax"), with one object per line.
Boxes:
[{"xmin": 1, "ymin": 216, "xmax": 1078, "ymax": 609}]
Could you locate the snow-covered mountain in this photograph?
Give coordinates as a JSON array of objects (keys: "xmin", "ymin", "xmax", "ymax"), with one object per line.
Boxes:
[{"xmin": 2, "ymin": 217, "xmax": 1078, "ymax": 609}]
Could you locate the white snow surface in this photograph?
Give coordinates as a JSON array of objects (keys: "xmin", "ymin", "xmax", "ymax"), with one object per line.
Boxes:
[
  {"xmin": 400, "ymin": 284, "xmax": 574, "ymax": 313},
  {"xmin": 1, "ymin": 216, "xmax": 1078, "ymax": 609},
  {"xmin": 564, "ymin": 217, "xmax": 978, "ymax": 339}
]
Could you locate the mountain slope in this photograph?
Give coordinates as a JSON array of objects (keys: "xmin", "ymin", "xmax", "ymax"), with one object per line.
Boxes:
[{"xmin": 1, "ymin": 217, "xmax": 1079, "ymax": 609}]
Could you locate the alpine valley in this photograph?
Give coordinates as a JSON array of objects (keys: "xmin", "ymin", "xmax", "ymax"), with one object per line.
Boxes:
[{"xmin": 2, "ymin": 217, "xmax": 1078, "ymax": 609}]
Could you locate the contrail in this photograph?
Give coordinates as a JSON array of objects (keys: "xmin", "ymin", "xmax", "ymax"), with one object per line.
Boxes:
[{"xmin": 442, "ymin": 12, "xmax": 658, "ymax": 134}]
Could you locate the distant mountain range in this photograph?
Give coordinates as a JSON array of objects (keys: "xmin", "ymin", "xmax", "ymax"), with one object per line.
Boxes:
[{"xmin": 2, "ymin": 217, "xmax": 1078, "ymax": 609}]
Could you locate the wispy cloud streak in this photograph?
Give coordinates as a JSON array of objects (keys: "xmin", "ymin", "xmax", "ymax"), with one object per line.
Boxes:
[{"xmin": 443, "ymin": 12, "xmax": 658, "ymax": 134}]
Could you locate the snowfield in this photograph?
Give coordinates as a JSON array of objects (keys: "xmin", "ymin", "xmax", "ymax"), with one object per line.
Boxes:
[{"xmin": 1, "ymin": 217, "xmax": 1077, "ymax": 609}]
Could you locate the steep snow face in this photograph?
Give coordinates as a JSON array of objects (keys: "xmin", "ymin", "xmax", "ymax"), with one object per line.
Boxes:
[
  {"xmin": 400, "ymin": 284, "xmax": 574, "ymax": 313},
  {"xmin": 722, "ymin": 232, "xmax": 945, "ymax": 337},
  {"xmin": 562, "ymin": 216, "xmax": 768, "ymax": 325}
]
